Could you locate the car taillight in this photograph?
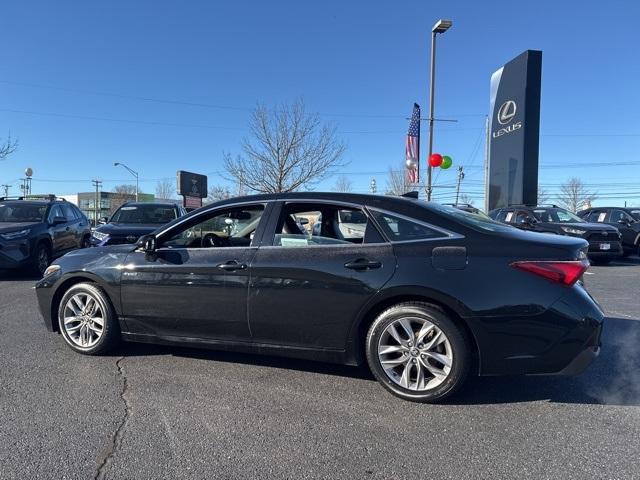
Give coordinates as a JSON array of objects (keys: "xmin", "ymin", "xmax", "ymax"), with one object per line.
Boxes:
[{"xmin": 510, "ymin": 260, "xmax": 589, "ymax": 286}]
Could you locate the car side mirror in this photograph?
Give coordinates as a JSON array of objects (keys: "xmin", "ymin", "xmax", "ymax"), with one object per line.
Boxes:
[
  {"xmin": 139, "ymin": 234, "xmax": 157, "ymax": 253},
  {"xmin": 99, "ymin": 216, "xmax": 108, "ymax": 224},
  {"xmin": 618, "ymin": 219, "xmax": 630, "ymax": 226},
  {"xmin": 52, "ymin": 216, "xmax": 67, "ymax": 225}
]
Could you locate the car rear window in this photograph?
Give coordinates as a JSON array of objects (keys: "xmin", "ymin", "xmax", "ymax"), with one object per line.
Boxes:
[{"xmin": 426, "ymin": 203, "xmax": 514, "ymax": 233}]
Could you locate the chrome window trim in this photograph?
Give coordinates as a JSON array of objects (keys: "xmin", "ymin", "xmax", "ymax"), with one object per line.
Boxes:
[{"xmin": 367, "ymin": 207, "xmax": 465, "ymax": 244}]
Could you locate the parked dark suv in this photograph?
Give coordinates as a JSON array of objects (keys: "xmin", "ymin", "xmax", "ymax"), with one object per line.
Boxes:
[
  {"xmin": 577, "ymin": 207, "xmax": 640, "ymax": 257},
  {"xmin": 91, "ymin": 202, "xmax": 186, "ymax": 246},
  {"xmin": 0, "ymin": 196, "xmax": 91, "ymax": 275},
  {"xmin": 488, "ymin": 204, "xmax": 622, "ymax": 264}
]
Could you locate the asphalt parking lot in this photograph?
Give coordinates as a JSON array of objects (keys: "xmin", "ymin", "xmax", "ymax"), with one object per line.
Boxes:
[{"xmin": 1, "ymin": 259, "xmax": 639, "ymax": 480}]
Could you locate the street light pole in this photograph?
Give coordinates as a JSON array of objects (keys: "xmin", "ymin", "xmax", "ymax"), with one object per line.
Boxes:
[
  {"xmin": 426, "ymin": 19, "xmax": 452, "ymax": 201},
  {"xmin": 113, "ymin": 162, "xmax": 139, "ymax": 201}
]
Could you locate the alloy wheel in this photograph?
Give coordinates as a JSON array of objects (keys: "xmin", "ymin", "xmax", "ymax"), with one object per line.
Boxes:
[
  {"xmin": 62, "ymin": 293, "xmax": 105, "ymax": 348},
  {"xmin": 377, "ymin": 317, "xmax": 453, "ymax": 391}
]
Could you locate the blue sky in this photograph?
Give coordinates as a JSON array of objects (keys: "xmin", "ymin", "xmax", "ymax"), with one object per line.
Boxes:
[{"xmin": 1, "ymin": 0, "xmax": 639, "ymax": 207}]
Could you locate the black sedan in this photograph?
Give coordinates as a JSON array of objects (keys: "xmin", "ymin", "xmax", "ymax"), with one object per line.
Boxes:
[{"xmin": 35, "ymin": 193, "xmax": 603, "ymax": 403}]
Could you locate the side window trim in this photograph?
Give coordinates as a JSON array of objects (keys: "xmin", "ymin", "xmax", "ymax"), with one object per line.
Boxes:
[{"xmin": 367, "ymin": 207, "xmax": 464, "ymax": 244}]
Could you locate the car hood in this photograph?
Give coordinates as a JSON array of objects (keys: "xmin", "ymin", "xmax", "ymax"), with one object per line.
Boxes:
[
  {"xmin": 94, "ymin": 223, "xmax": 161, "ymax": 236},
  {"xmin": 0, "ymin": 221, "xmax": 41, "ymax": 233}
]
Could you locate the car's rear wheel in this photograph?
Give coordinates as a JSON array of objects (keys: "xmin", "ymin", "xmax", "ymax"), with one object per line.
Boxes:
[
  {"xmin": 366, "ymin": 302, "xmax": 470, "ymax": 403},
  {"xmin": 57, "ymin": 283, "xmax": 120, "ymax": 355},
  {"xmin": 81, "ymin": 235, "xmax": 91, "ymax": 248},
  {"xmin": 31, "ymin": 242, "xmax": 50, "ymax": 276}
]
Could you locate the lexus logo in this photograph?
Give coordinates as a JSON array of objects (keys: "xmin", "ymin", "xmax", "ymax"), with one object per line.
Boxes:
[{"xmin": 497, "ymin": 100, "xmax": 517, "ymax": 125}]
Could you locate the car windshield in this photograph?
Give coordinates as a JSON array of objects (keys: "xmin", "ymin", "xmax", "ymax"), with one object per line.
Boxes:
[
  {"xmin": 110, "ymin": 205, "xmax": 177, "ymax": 224},
  {"xmin": 532, "ymin": 208, "xmax": 583, "ymax": 223},
  {"xmin": 428, "ymin": 202, "xmax": 514, "ymax": 233},
  {"xmin": 0, "ymin": 202, "xmax": 47, "ymax": 222},
  {"xmin": 630, "ymin": 210, "xmax": 640, "ymax": 220}
]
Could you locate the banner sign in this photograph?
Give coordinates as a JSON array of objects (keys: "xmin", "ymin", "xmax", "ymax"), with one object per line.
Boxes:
[
  {"xmin": 486, "ymin": 50, "xmax": 542, "ymax": 211},
  {"xmin": 184, "ymin": 195, "xmax": 203, "ymax": 209},
  {"xmin": 176, "ymin": 170, "xmax": 208, "ymax": 198}
]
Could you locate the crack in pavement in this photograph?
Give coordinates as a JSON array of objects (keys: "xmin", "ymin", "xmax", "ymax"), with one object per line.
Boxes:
[{"xmin": 95, "ymin": 356, "xmax": 131, "ymax": 480}]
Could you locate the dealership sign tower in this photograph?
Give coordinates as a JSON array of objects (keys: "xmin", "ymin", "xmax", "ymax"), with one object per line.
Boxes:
[{"xmin": 485, "ymin": 50, "xmax": 542, "ymax": 211}]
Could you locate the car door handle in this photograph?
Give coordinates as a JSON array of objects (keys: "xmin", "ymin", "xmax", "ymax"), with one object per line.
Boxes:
[
  {"xmin": 217, "ymin": 260, "xmax": 247, "ymax": 271},
  {"xmin": 344, "ymin": 258, "xmax": 382, "ymax": 270}
]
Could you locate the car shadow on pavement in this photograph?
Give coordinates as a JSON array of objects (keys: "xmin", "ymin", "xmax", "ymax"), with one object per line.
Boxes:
[
  {"xmin": 0, "ymin": 270, "xmax": 41, "ymax": 281},
  {"xmin": 452, "ymin": 316, "xmax": 640, "ymax": 407},
  {"xmin": 108, "ymin": 317, "xmax": 639, "ymax": 405},
  {"xmin": 111, "ymin": 342, "xmax": 375, "ymax": 381}
]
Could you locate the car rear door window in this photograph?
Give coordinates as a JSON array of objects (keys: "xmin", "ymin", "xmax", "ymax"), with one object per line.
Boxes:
[
  {"xmin": 272, "ymin": 203, "xmax": 384, "ymax": 247},
  {"xmin": 370, "ymin": 211, "xmax": 446, "ymax": 242}
]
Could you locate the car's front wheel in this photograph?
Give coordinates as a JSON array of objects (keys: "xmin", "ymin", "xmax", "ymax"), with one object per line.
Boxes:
[
  {"xmin": 31, "ymin": 242, "xmax": 50, "ymax": 277},
  {"xmin": 366, "ymin": 302, "xmax": 470, "ymax": 403},
  {"xmin": 58, "ymin": 283, "xmax": 120, "ymax": 355}
]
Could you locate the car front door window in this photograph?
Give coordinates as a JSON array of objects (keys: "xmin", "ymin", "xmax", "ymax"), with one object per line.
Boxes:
[{"xmin": 161, "ymin": 205, "xmax": 265, "ymax": 249}]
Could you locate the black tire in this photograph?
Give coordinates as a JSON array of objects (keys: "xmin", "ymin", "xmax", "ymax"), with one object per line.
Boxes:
[
  {"xmin": 31, "ymin": 242, "xmax": 51, "ymax": 277},
  {"xmin": 366, "ymin": 302, "xmax": 470, "ymax": 403},
  {"xmin": 81, "ymin": 235, "xmax": 91, "ymax": 248},
  {"xmin": 57, "ymin": 282, "xmax": 120, "ymax": 355}
]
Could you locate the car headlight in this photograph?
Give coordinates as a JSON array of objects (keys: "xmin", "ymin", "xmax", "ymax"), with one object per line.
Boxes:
[
  {"xmin": 561, "ymin": 227, "xmax": 587, "ymax": 235},
  {"xmin": 92, "ymin": 231, "xmax": 110, "ymax": 241},
  {"xmin": 0, "ymin": 228, "xmax": 30, "ymax": 240},
  {"xmin": 43, "ymin": 265, "xmax": 61, "ymax": 277}
]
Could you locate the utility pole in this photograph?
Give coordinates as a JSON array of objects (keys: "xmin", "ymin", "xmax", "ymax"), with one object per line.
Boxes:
[
  {"xmin": 483, "ymin": 114, "xmax": 490, "ymax": 212},
  {"xmin": 92, "ymin": 179, "xmax": 102, "ymax": 227},
  {"xmin": 1, "ymin": 184, "xmax": 10, "ymax": 197},
  {"xmin": 454, "ymin": 166, "xmax": 465, "ymax": 204}
]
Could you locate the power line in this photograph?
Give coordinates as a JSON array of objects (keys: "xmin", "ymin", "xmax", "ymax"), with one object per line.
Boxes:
[{"xmin": 0, "ymin": 79, "xmax": 486, "ymax": 120}]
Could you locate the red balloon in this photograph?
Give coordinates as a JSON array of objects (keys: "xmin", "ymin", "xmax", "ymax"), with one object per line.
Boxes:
[{"xmin": 429, "ymin": 153, "xmax": 443, "ymax": 167}]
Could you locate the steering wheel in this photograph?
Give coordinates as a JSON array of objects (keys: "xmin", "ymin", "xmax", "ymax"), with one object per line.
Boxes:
[{"xmin": 202, "ymin": 233, "xmax": 226, "ymax": 248}]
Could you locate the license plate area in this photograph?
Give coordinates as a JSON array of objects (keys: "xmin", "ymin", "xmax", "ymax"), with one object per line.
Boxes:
[{"xmin": 599, "ymin": 243, "xmax": 610, "ymax": 250}]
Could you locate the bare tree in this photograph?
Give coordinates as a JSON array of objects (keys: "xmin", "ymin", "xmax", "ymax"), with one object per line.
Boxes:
[
  {"xmin": 458, "ymin": 193, "xmax": 475, "ymax": 206},
  {"xmin": 110, "ymin": 184, "xmax": 138, "ymax": 214},
  {"xmin": 557, "ymin": 177, "xmax": 597, "ymax": 212},
  {"xmin": 385, "ymin": 168, "xmax": 412, "ymax": 196},
  {"xmin": 155, "ymin": 179, "xmax": 175, "ymax": 200},
  {"xmin": 0, "ymin": 133, "xmax": 18, "ymax": 161},
  {"xmin": 332, "ymin": 175, "xmax": 353, "ymax": 193},
  {"xmin": 537, "ymin": 186, "xmax": 550, "ymax": 204},
  {"xmin": 223, "ymin": 99, "xmax": 347, "ymax": 193},
  {"xmin": 207, "ymin": 185, "xmax": 231, "ymax": 203}
]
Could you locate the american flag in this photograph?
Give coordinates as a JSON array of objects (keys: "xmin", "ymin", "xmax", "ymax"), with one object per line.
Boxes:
[{"xmin": 406, "ymin": 103, "xmax": 420, "ymax": 184}]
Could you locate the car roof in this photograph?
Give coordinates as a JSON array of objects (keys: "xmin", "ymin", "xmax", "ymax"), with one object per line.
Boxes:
[{"xmin": 209, "ymin": 191, "xmax": 423, "ymax": 209}]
